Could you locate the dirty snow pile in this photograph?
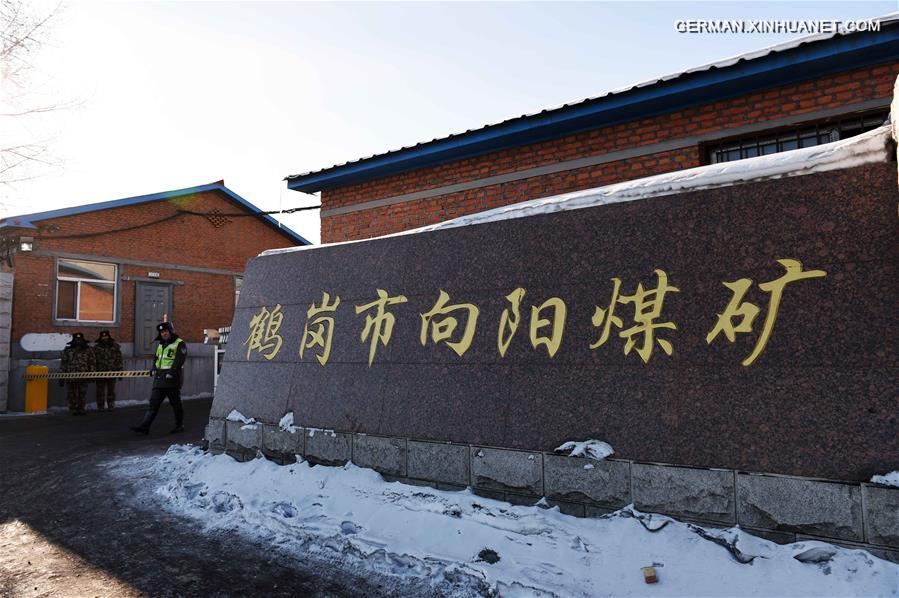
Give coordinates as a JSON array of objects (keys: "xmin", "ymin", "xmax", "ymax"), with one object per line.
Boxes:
[
  {"xmin": 278, "ymin": 411, "xmax": 299, "ymax": 433},
  {"xmin": 107, "ymin": 446, "xmax": 898, "ymax": 597},
  {"xmin": 225, "ymin": 409, "xmax": 259, "ymax": 430},
  {"xmin": 555, "ymin": 439, "xmax": 614, "ymax": 460},
  {"xmin": 871, "ymin": 471, "xmax": 899, "ymax": 488},
  {"xmin": 225, "ymin": 409, "xmax": 254, "ymax": 424}
]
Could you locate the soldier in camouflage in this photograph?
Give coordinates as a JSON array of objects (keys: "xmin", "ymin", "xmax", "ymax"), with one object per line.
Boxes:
[
  {"xmin": 60, "ymin": 332, "xmax": 96, "ymax": 415},
  {"xmin": 92, "ymin": 330, "xmax": 123, "ymax": 411}
]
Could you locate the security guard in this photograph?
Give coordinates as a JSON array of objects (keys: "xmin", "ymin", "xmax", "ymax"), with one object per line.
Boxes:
[
  {"xmin": 131, "ymin": 321, "xmax": 187, "ymax": 434},
  {"xmin": 92, "ymin": 330, "xmax": 123, "ymax": 411},
  {"xmin": 61, "ymin": 332, "xmax": 96, "ymax": 415}
]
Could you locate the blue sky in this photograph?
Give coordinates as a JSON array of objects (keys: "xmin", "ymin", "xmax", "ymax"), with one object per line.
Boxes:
[{"xmin": 6, "ymin": 1, "xmax": 895, "ymax": 243}]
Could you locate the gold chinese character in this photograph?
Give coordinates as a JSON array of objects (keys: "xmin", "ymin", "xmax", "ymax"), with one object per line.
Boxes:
[
  {"xmin": 300, "ymin": 292, "xmax": 341, "ymax": 366},
  {"xmin": 497, "ymin": 287, "xmax": 526, "ymax": 357},
  {"xmin": 530, "ymin": 297, "xmax": 567, "ymax": 358},
  {"xmin": 244, "ymin": 304, "xmax": 284, "ymax": 360},
  {"xmin": 355, "ymin": 289, "xmax": 408, "ymax": 366},
  {"xmin": 420, "ymin": 290, "xmax": 479, "ymax": 357},
  {"xmin": 707, "ymin": 258, "xmax": 826, "ymax": 366},
  {"xmin": 589, "ymin": 278, "xmax": 623, "ymax": 350},
  {"xmin": 591, "ymin": 270, "xmax": 679, "ymax": 363}
]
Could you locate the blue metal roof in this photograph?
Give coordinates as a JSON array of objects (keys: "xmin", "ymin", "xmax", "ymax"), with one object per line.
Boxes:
[
  {"xmin": 286, "ymin": 19, "xmax": 899, "ymax": 193},
  {"xmin": 1, "ymin": 182, "xmax": 312, "ymax": 245}
]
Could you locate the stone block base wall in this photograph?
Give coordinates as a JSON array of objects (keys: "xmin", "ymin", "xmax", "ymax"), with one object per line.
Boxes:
[{"xmin": 204, "ymin": 418, "xmax": 899, "ymax": 563}]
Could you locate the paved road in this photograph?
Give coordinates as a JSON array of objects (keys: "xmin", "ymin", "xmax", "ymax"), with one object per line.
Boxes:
[{"xmin": 0, "ymin": 399, "xmax": 389, "ymax": 597}]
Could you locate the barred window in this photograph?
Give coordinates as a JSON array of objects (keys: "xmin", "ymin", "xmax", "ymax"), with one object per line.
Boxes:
[
  {"xmin": 707, "ymin": 111, "xmax": 888, "ymax": 165},
  {"xmin": 55, "ymin": 258, "xmax": 117, "ymax": 322}
]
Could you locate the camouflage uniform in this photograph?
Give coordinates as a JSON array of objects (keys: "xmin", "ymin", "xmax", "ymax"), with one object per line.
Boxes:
[
  {"xmin": 92, "ymin": 330, "xmax": 123, "ymax": 411},
  {"xmin": 60, "ymin": 333, "xmax": 96, "ymax": 415}
]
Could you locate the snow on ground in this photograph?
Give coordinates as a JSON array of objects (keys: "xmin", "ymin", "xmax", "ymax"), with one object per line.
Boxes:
[
  {"xmin": 871, "ymin": 472, "xmax": 899, "ymax": 488},
  {"xmin": 107, "ymin": 446, "xmax": 899, "ymax": 597},
  {"xmin": 0, "ymin": 410, "xmax": 48, "ymax": 418},
  {"xmin": 555, "ymin": 440, "xmax": 614, "ymax": 460}
]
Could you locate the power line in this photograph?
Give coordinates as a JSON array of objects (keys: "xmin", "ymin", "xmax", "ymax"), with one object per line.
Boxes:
[{"xmin": 177, "ymin": 204, "xmax": 321, "ymax": 218}]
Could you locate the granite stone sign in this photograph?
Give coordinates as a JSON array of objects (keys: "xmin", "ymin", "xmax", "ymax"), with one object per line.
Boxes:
[{"xmin": 211, "ymin": 163, "xmax": 898, "ymax": 481}]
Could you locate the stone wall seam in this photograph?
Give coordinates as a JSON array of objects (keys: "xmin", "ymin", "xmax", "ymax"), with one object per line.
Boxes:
[
  {"xmin": 471, "ymin": 446, "xmax": 479, "ymax": 485},
  {"xmin": 861, "ymin": 480, "xmax": 869, "ymax": 544},
  {"xmin": 542, "ymin": 450, "xmax": 547, "ymax": 501},
  {"xmin": 731, "ymin": 469, "xmax": 738, "ymax": 524},
  {"xmin": 860, "ymin": 484, "xmax": 899, "ymax": 549},
  {"xmin": 302, "ymin": 426, "xmax": 308, "ymax": 460},
  {"xmin": 628, "ymin": 460, "xmax": 633, "ymax": 506}
]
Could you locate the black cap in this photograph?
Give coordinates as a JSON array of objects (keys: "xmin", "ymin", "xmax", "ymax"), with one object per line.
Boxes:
[
  {"xmin": 99, "ymin": 330, "xmax": 110, "ymax": 337},
  {"xmin": 72, "ymin": 332, "xmax": 85, "ymax": 341},
  {"xmin": 156, "ymin": 322, "xmax": 175, "ymax": 333}
]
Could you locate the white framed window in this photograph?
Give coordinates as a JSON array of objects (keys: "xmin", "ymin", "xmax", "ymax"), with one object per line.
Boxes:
[{"xmin": 55, "ymin": 258, "xmax": 117, "ymax": 322}]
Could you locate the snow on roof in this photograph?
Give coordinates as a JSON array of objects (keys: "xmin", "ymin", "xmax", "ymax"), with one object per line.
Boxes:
[
  {"xmin": 262, "ymin": 123, "xmax": 893, "ymax": 257},
  {"xmin": 285, "ymin": 13, "xmax": 899, "ymax": 182}
]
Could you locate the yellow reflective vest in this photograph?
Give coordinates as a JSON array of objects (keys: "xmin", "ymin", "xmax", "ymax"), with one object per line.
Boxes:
[{"xmin": 154, "ymin": 338, "xmax": 184, "ymax": 370}]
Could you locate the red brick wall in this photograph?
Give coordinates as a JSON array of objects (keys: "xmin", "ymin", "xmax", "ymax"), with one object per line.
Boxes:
[
  {"xmin": 322, "ymin": 61, "xmax": 898, "ymax": 242},
  {"xmin": 11, "ymin": 189, "xmax": 299, "ymax": 343}
]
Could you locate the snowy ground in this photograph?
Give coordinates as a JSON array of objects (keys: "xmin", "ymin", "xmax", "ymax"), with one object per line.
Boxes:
[{"xmin": 105, "ymin": 446, "xmax": 899, "ymax": 597}]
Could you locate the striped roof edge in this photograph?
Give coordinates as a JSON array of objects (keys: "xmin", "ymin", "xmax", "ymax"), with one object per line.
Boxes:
[
  {"xmin": 286, "ymin": 14, "xmax": 899, "ymax": 193},
  {"xmin": 0, "ymin": 182, "xmax": 312, "ymax": 246}
]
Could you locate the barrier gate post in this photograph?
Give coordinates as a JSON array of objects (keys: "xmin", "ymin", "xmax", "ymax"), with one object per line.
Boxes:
[{"xmin": 25, "ymin": 365, "xmax": 49, "ymax": 413}]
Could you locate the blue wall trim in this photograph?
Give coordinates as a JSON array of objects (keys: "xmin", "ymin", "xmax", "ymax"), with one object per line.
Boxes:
[
  {"xmin": 288, "ymin": 27, "xmax": 899, "ymax": 193},
  {"xmin": 1, "ymin": 183, "xmax": 312, "ymax": 246}
]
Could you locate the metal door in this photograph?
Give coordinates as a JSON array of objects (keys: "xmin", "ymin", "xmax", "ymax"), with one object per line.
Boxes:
[{"xmin": 134, "ymin": 282, "xmax": 172, "ymax": 355}]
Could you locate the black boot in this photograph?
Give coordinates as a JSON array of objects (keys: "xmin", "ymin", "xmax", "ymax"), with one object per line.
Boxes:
[
  {"xmin": 169, "ymin": 425, "xmax": 185, "ymax": 434},
  {"xmin": 130, "ymin": 409, "xmax": 155, "ymax": 434}
]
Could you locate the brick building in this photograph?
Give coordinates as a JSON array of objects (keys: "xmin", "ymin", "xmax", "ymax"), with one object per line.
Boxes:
[
  {"xmin": 0, "ymin": 182, "xmax": 309, "ymax": 410},
  {"xmin": 286, "ymin": 19, "xmax": 899, "ymax": 243}
]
